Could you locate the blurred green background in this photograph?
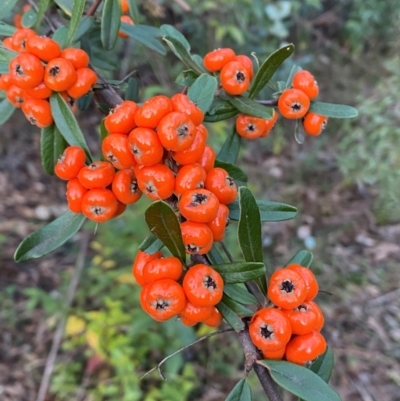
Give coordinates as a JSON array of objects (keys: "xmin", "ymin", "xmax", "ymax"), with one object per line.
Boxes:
[{"xmin": 1, "ymin": 0, "xmax": 400, "ymax": 400}]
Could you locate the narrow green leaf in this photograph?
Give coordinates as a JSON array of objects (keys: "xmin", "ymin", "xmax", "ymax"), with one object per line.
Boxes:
[
  {"xmin": 226, "ymin": 378, "xmax": 252, "ymax": 401},
  {"xmin": 226, "ymin": 95, "xmax": 273, "ymax": 119},
  {"xmin": 0, "ymin": 21, "xmax": 17, "ymax": 36},
  {"xmin": 204, "ymin": 109, "xmax": 238, "ymax": 122},
  {"xmin": 228, "ymin": 200, "xmax": 298, "ymax": 222},
  {"xmin": 0, "ymin": 46, "xmax": 17, "ymax": 63},
  {"xmin": 0, "ymin": 0, "xmax": 18, "ymax": 20},
  {"xmin": 223, "ymin": 284, "xmax": 257, "ymax": 305},
  {"xmin": 206, "ymin": 98, "xmax": 237, "ymax": 116},
  {"xmin": 309, "ymin": 347, "xmax": 334, "ymax": 383},
  {"xmin": 212, "ymin": 262, "xmax": 266, "ymax": 284},
  {"xmin": 249, "ymin": 44, "xmax": 295, "ymax": 99},
  {"xmin": 127, "ymin": 0, "xmax": 141, "ymax": 23},
  {"xmin": 216, "ymin": 300, "xmax": 244, "ymax": 331},
  {"xmin": 139, "ymin": 233, "xmax": 164, "ymax": 254},
  {"xmin": 258, "ymin": 360, "xmax": 341, "ymax": 401},
  {"xmin": 160, "ymin": 24, "xmax": 190, "ymax": 51},
  {"xmin": 121, "ymin": 24, "xmax": 166, "ymax": 55},
  {"xmin": 144, "ymin": 201, "xmax": 186, "ymax": 262},
  {"xmin": 221, "ymin": 295, "xmax": 253, "ymax": 316},
  {"xmin": 0, "ymin": 62, "xmax": 9, "ymax": 73},
  {"xmin": 52, "ymin": 26, "xmax": 69, "ymax": 48},
  {"xmin": 175, "ymin": 70, "xmax": 199, "ymax": 87},
  {"xmin": 125, "ymin": 77, "xmax": 139, "ymax": 102},
  {"xmin": 214, "ymin": 159, "xmax": 247, "ymax": 187},
  {"xmin": 73, "ymin": 16, "xmax": 95, "ymax": 42},
  {"xmin": 207, "ymin": 244, "xmax": 225, "ymax": 265},
  {"xmin": 49, "ymin": 93, "xmax": 92, "ymax": 161},
  {"xmin": 14, "ymin": 211, "xmax": 86, "ymax": 262},
  {"xmin": 217, "ymin": 128, "xmax": 241, "ymax": 164},
  {"xmin": 101, "ymin": 0, "xmax": 121, "ymax": 50},
  {"xmin": 77, "ymin": 92, "xmax": 93, "ymax": 111},
  {"xmin": 40, "ymin": 124, "xmax": 67, "ymax": 175},
  {"xmin": 22, "ymin": 7, "xmax": 37, "ymax": 28},
  {"xmin": 187, "ymin": 73, "xmax": 218, "ymax": 113},
  {"xmin": 309, "ymin": 102, "xmax": 358, "ymax": 119},
  {"xmin": 285, "ymin": 250, "xmax": 313, "ymax": 268},
  {"xmin": 35, "ymin": 0, "xmax": 52, "ymax": 30},
  {"xmin": 0, "ymin": 99, "xmax": 15, "ymax": 125},
  {"xmin": 54, "ymin": 0, "xmax": 73, "ymax": 15}
]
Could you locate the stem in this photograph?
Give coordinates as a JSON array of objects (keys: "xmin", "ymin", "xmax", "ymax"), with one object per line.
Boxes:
[
  {"xmin": 256, "ymin": 99, "xmax": 278, "ymax": 106},
  {"xmin": 86, "ymin": 0, "xmax": 103, "ymax": 16},
  {"xmin": 220, "ymin": 240, "xmax": 234, "ymax": 262}
]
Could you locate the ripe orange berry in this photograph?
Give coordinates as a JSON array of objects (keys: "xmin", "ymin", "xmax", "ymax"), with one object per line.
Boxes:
[
  {"xmin": 180, "ymin": 301, "xmax": 214, "ymax": 323},
  {"xmin": 134, "ymin": 95, "xmax": 173, "ymax": 129},
  {"xmin": 285, "ymin": 331, "xmax": 327, "ymax": 365},
  {"xmin": 249, "ymin": 308, "xmax": 292, "ymax": 351},
  {"xmin": 171, "ymin": 93, "xmax": 204, "ymax": 125},
  {"xmin": 203, "ymin": 307, "xmax": 222, "ymax": 327},
  {"xmin": 67, "ymin": 67, "xmax": 97, "ymax": 99},
  {"xmin": 282, "ymin": 302, "xmax": 318, "ymax": 335},
  {"xmin": 78, "ymin": 161, "xmax": 115, "ymax": 189},
  {"xmin": 143, "ymin": 256, "xmax": 183, "ymax": 284},
  {"xmin": 174, "ymin": 163, "xmax": 207, "ymax": 196},
  {"xmin": 261, "ymin": 346, "xmax": 286, "ymax": 360},
  {"xmin": 25, "ymin": 36, "xmax": 61, "ymax": 62},
  {"xmin": 24, "ymin": 82, "xmax": 53, "ymax": 99},
  {"xmin": 136, "ymin": 164, "xmax": 175, "ymax": 200},
  {"xmin": 236, "ymin": 114, "xmax": 267, "ymax": 140},
  {"xmin": 180, "ymin": 316, "xmax": 197, "ymax": 326},
  {"xmin": 286, "ymin": 264, "xmax": 319, "ymax": 302},
  {"xmin": 179, "ymin": 189, "xmax": 220, "ymax": 223},
  {"xmin": 119, "ymin": 15, "xmax": 134, "ymax": 38},
  {"xmin": 267, "ymin": 268, "xmax": 307, "ymax": 310},
  {"xmin": 22, "ymin": 98, "xmax": 53, "ymax": 128},
  {"xmin": 143, "ymin": 279, "xmax": 186, "ymax": 321},
  {"xmin": 157, "ymin": 111, "xmax": 196, "ymax": 152},
  {"xmin": 9, "ymin": 53, "xmax": 45, "ymax": 89},
  {"xmin": 3, "ymin": 37, "xmax": 17, "ymax": 51},
  {"xmin": 60, "ymin": 48, "xmax": 90, "ymax": 69},
  {"xmin": 113, "ymin": 200, "xmax": 127, "ymax": 218},
  {"xmin": 128, "ymin": 127, "xmax": 164, "ymax": 166},
  {"xmin": 292, "ymin": 70, "xmax": 319, "ymax": 100},
  {"xmin": 180, "ymin": 221, "xmax": 213, "ymax": 255},
  {"xmin": 0, "ymin": 74, "xmax": 13, "ymax": 92},
  {"xmin": 183, "ymin": 264, "xmax": 224, "ymax": 307},
  {"xmin": 66, "ymin": 178, "xmax": 88, "ymax": 213},
  {"xmin": 14, "ymin": 14, "xmax": 23, "ymax": 29},
  {"xmin": 105, "ymin": 100, "xmax": 138, "ymax": 134},
  {"xmin": 102, "ymin": 133, "xmax": 136, "ymax": 169},
  {"xmin": 220, "ymin": 61, "xmax": 250, "ymax": 95},
  {"xmin": 121, "ymin": 0, "xmax": 129, "ymax": 13},
  {"xmin": 132, "ymin": 250, "xmax": 163, "ymax": 286},
  {"xmin": 302, "ymin": 112, "xmax": 328, "ymax": 137},
  {"xmin": 6, "ymin": 85, "xmax": 27, "ymax": 108},
  {"xmin": 11, "ymin": 28, "xmax": 37, "ymax": 53},
  {"xmin": 204, "ymin": 48, "xmax": 236, "ymax": 72},
  {"xmin": 197, "ymin": 145, "xmax": 216, "ymax": 172},
  {"xmin": 234, "ymin": 55, "xmax": 254, "ymax": 80},
  {"xmin": 81, "ymin": 188, "xmax": 118, "ymax": 222},
  {"xmin": 112, "ymin": 169, "xmax": 142, "ymax": 205},
  {"xmin": 206, "ymin": 203, "xmax": 229, "ymax": 242},
  {"xmin": 44, "ymin": 58, "xmax": 77, "ymax": 92},
  {"xmin": 55, "ymin": 146, "xmax": 86, "ymax": 180},
  {"xmin": 278, "ymin": 88, "xmax": 310, "ymax": 119},
  {"xmin": 205, "ymin": 168, "xmax": 237, "ymax": 204},
  {"xmin": 260, "ymin": 109, "xmax": 278, "ymax": 138},
  {"xmin": 308, "ymin": 301, "xmax": 324, "ymax": 331}
]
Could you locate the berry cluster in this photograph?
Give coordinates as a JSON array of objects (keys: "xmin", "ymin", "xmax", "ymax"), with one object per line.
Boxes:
[
  {"xmin": 0, "ymin": 28, "xmax": 97, "ymax": 128},
  {"xmin": 249, "ymin": 263, "xmax": 326, "ymax": 365},
  {"xmin": 133, "ymin": 251, "xmax": 223, "ymax": 326},
  {"xmin": 119, "ymin": 0, "xmax": 134, "ymax": 38}
]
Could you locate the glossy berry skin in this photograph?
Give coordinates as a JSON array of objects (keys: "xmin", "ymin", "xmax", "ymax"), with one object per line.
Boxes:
[
  {"xmin": 134, "ymin": 95, "xmax": 173, "ymax": 129},
  {"xmin": 105, "ymin": 100, "xmax": 138, "ymax": 134},
  {"xmin": 286, "ymin": 264, "xmax": 319, "ymax": 302},
  {"xmin": 261, "ymin": 347, "xmax": 286, "ymax": 360},
  {"xmin": 157, "ymin": 111, "xmax": 196, "ymax": 152},
  {"xmin": 44, "ymin": 58, "xmax": 77, "ymax": 92},
  {"xmin": 10, "ymin": 53, "xmax": 45, "ymax": 89},
  {"xmin": 171, "ymin": 94, "xmax": 204, "ymax": 125},
  {"xmin": 22, "ymin": 98, "xmax": 53, "ymax": 128},
  {"xmin": 78, "ymin": 161, "xmax": 115, "ymax": 189},
  {"xmin": 3, "ymin": 37, "xmax": 16, "ymax": 51},
  {"xmin": 180, "ymin": 302, "xmax": 214, "ymax": 323},
  {"xmin": 308, "ymin": 301, "xmax": 324, "ymax": 331},
  {"xmin": 180, "ymin": 221, "xmax": 213, "ymax": 255},
  {"xmin": 112, "ymin": 169, "xmax": 142, "ymax": 205},
  {"xmin": 234, "ymin": 55, "xmax": 254, "ymax": 79},
  {"xmin": 11, "ymin": 28, "xmax": 37, "ymax": 53},
  {"xmin": 66, "ymin": 178, "xmax": 88, "ymax": 213},
  {"xmin": 183, "ymin": 264, "xmax": 224, "ymax": 307},
  {"xmin": 113, "ymin": 201, "xmax": 127, "ymax": 219},
  {"xmin": 268, "ymin": 268, "xmax": 307, "ymax": 310},
  {"xmin": 204, "ymin": 48, "xmax": 236, "ymax": 72},
  {"xmin": 119, "ymin": 15, "xmax": 134, "ymax": 38},
  {"xmin": 207, "ymin": 203, "xmax": 229, "ymax": 242},
  {"xmin": 285, "ymin": 331, "xmax": 327, "ymax": 365},
  {"xmin": 143, "ymin": 279, "xmax": 186, "ymax": 322},
  {"xmin": 7, "ymin": 85, "xmax": 26, "ymax": 108},
  {"xmin": 132, "ymin": 250, "xmax": 162, "ymax": 286},
  {"xmin": 260, "ymin": 109, "xmax": 278, "ymax": 138},
  {"xmin": 197, "ymin": 145, "xmax": 216, "ymax": 172},
  {"xmin": 121, "ymin": 0, "xmax": 129, "ymax": 13},
  {"xmin": 205, "ymin": 168, "xmax": 237, "ymax": 205},
  {"xmin": 278, "ymin": 88, "xmax": 310, "ymax": 119},
  {"xmin": 220, "ymin": 61, "xmax": 250, "ymax": 95},
  {"xmin": 0, "ymin": 74, "xmax": 13, "ymax": 91},
  {"xmin": 136, "ymin": 164, "xmax": 175, "ymax": 200},
  {"xmin": 172, "ymin": 124, "xmax": 208, "ymax": 165},
  {"xmin": 81, "ymin": 188, "xmax": 118, "ymax": 223},
  {"xmin": 174, "ymin": 163, "xmax": 207, "ymax": 196},
  {"xmin": 292, "ymin": 70, "xmax": 319, "ymax": 100},
  {"xmin": 204, "ymin": 307, "xmax": 222, "ymax": 327},
  {"xmin": 102, "ymin": 133, "xmax": 136, "ymax": 170},
  {"xmin": 60, "ymin": 48, "xmax": 89, "ymax": 69},
  {"xmin": 282, "ymin": 302, "xmax": 318, "ymax": 335},
  {"xmin": 128, "ymin": 127, "xmax": 164, "ymax": 166},
  {"xmin": 179, "ymin": 189, "xmax": 220, "ymax": 223},
  {"xmin": 67, "ymin": 67, "xmax": 97, "ymax": 99},
  {"xmin": 25, "ymin": 82, "xmax": 53, "ymax": 99},
  {"xmin": 249, "ymin": 308, "xmax": 292, "ymax": 351},
  {"xmin": 55, "ymin": 146, "xmax": 86, "ymax": 180},
  {"xmin": 180, "ymin": 316, "xmax": 197, "ymax": 326},
  {"xmin": 25, "ymin": 36, "xmax": 61, "ymax": 62},
  {"xmin": 302, "ymin": 112, "xmax": 328, "ymax": 137},
  {"xmin": 143, "ymin": 256, "xmax": 183, "ymax": 284},
  {"xmin": 236, "ymin": 114, "xmax": 267, "ymax": 140}
]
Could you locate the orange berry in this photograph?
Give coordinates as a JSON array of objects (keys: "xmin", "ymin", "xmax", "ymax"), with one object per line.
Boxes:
[
  {"xmin": 24, "ymin": 82, "xmax": 53, "ymax": 99},
  {"xmin": 7, "ymin": 85, "xmax": 27, "ymax": 108},
  {"xmin": 54, "ymin": 146, "xmax": 86, "ymax": 181},
  {"xmin": 25, "ymin": 36, "xmax": 61, "ymax": 62},
  {"xmin": 9, "ymin": 53, "xmax": 45, "ymax": 89},
  {"xmin": 261, "ymin": 346, "xmax": 286, "ymax": 360},
  {"xmin": 171, "ymin": 93, "xmax": 204, "ymax": 125},
  {"xmin": 11, "ymin": 28, "xmax": 37, "ymax": 53},
  {"xmin": 286, "ymin": 264, "xmax": 319, "ymax": 302},
  {"xmin": 260, "ymin": 109, "xmax": 278, "ymax": 138},
  {"xmin": 205, "ymin": 167, "xmax": 237, "ymax": 204},
  {"xmin": 234, "ymin": 55, "xmax": 254, "ymax": 80},
  {"xmin": 282, "ymin": 302, "xmax": 319, "ymax": 335},
  {"xmin": 180, "ymin": 301, "xmax": 214, "ymax": 323},
  {"xmin": 143, "ymin": 256, "xmax": 183, "ymax": 284},
  {"xmin": 128, "ymin": 127, "xmax": 164, "ymax": 166},
  {"xmin": 179, "ymin": 189, "xmax": 220, "ymax": 223},
  {"xmin": 134, "ymin": 95, "xmax": 173, "ymax": 128},
  {"xmin": 278, "ymin": 88, "xmax": 310, "ymax": 119},
  {"xmin": 206, "ymin": 204, "xmax": 229, "ymax": 242},
  {"xmin": 14, "ymin": 14, "xmax": 23, "ymax": 29},
  {"xmin": 121, "ymin": 0, "xmax": 129, "ymax": 13},
  {"xmin": 174, "ymin": 163, "xmax": 207, "ymax": 196},
  {"xmin": 111, "ymin": 169, "xmax": 142, "ymax": 205},
  {"xmin": 220, "ymin": 61, "xmax": 250, "ymax": 95},
  {"xmin": 292, "ymin": 70, "xmax": 319, "ymax": 100},
  {"xmin": 308, "ymin": 301, "xmax": 324, "ymax": 331},
  {"xmin": 197, "ymin": 145, "xmax": 216, "ymax": 172},
  {"xmin": 236, "ymin": 114, "xmax": 267, "ymax": 140},
  {"xmin": 172, "ymin": 124, "xmax": 208, "ymax": 165},
  {"xmin": 180, "ymin": 221, "xmax": 213, "ymax": 255},
  {"xmin": 105, "ymin": 100, "xmax": 138, "ymax": 134},
  {"xmin": 204, "ymin": 48, "xmax": 236, "ymax": 72},
  {"xmin": 203, "ymin": 307, "xmax": 222, "ymax": 327},
  {"xmin": 81, "ymin": 188, "xmax": 118, "ymax": 223},
  {"xmin": 132, "ymin": 250, "xmax": 163, "ymax": 286},
  {"xmin": 302, "ymin": 112, "xmax": 328, "ymax": 137},
  {"xmin": 60, "ymin": 48, "xmax": 90, "ymax": 69},
  {"xmin": 285, "ymin": 331, "xmax": 327, "ymax": 365},
  {"xmin": 67, "ymin": 67, "xmax": 97, "ymax": 99},
  {"xmin": 44, "ymin": 58, "xmax": 77, "ymax": 92},
  {"xmin": 0, "ymin": 74, "xmax": 13, "ymax": 92},
  {"xmin": 136, "ymin": 164, "xmax": 175, "ymax": 200},
  {"xmin": 102, "ymin": 133, "xmax": 136, "ymax": 169},
  {"xmin": 3, "ymin": 37, "xmax": 17, "ymax": 51},
  {"xmin": 22, "ymin": 98, "xmax": 53, "ymax": 128},
  {"xmin": 119, "ymin": 15, "xmax": 134, "ymax": 38},
  {"xmin": 66, "ymin": 178, "xmax": 88, "ymax": 213},
  {"xmin": 78, "ymin": 161, "xmax": 115, "ymax": 189}
]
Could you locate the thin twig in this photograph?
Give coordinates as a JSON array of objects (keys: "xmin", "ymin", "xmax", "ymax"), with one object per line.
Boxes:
[
  {"xmin": 190, "ymin": 253, "xmax": 210, "ymax": 265},
  {"xmin": 26, "ymin": 0, "xmax": 57, "ymax": 31},
  {"xmin": 86, "ymin": 0, "xmax": 103, "ymax": 16},
  {"xmin": 140, "ymin": 328, "xmax": 234, "ymax": 381},
  {"xmin": 220, "ymin": 241, "xmax": 234, "ymax": 262},
  {"xmin": 35, "ymin": 233, "xmax": 90, "ymax": 401},
  {"xmin": 256, "ymin": 99, "xmax": 278, "ymax": 106}
]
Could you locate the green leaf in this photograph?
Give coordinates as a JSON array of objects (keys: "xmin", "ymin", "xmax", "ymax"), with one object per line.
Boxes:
[
  {"xmin": 14, "ymin": 211, "xmax": 86, "ymax": 262},
  {"xmin": 216, "ymin": 300, "xmax": 244, "ymax": 331},
  {"xmin": 73, "ymin": 16, "xmax": 95, "ymax": 42},
  {"xmin": 144, "ymin": 201, "xmax": 186, "ymax": 262},
  {"xmin": 101, "ymin": 0, "xmax": 121, "ymax": 50},
  {"xmin": 52, "ymin": 26, "xmax": 69, "ymax": 48},
  {"xmin": 49, "ymin": 93, "xmax": 92, "ymax": 161},
  {"xmin": 309, "ymin": 102, "xmax": 358, "ymax": 119},
  {"xmin": 212, "ymin": 262, "xmax": 266, "ymax": 284},
  {"xmin": 238, "ymin": 187, "xmax": 266, "ymax": 294},
  {"xmin": 127, "ymin": 0, "xmax": 141, "ymax": 23},
  {"xmin": 221, "ymin": 295, "xmax": 253, "ymax": 316},
  {"xmin": 0, "ymin": 63, "xmax": 8, "ymax": 73},
  {"xmin": 309, "ymin": 347, "xmax": 334, "ymax": 383},
  {"xmin": 0, "ymin": 21, "xmax": 17, "ymax": 36},
  {"xmin": 40, "ymin": 124, "xmax": 68, "ymax": 175},
  {"xmin": 125, "ymin": 77, "xmax": 139, "ymax": 102},
  {"xmin": 160, "ymin": 24, "xmax": 190, "ymax": 51},
  {"xmin": 22, "ymin": 7, "xmax": 37, "ymax": 28},
  {"xmin": 121, "ymin": 24, "xmax": 166, "ymax": 55},
  {"xmin": 0, "ymin": 0, "xmax": 18, "ymax": 20},
  {"xmin": 258, "ymin": 360, "xmax": 341, "ymax": 401},
  {"xmin": 223, "ymin": 283, "xmax": 257, "ymax": 305},
  {"xmin": 187, "ymin": 73, "xmax": 218, "ymax": 113},
  {"xmin": 175, "ymin": 70, "xmax": 199, "ymax": 87},
  {"xmin": 214, "ymin": 159, "xmax": 247, "ymax": 187},
  {"xmin": 226, "ymin": 378, "xmax": 252, "ymax": 401},
  {"xmin": 77, "ymin": 92, "xmax": 93, "ymax": 111},
  {"xmin": 139, "ymin": 233, "xmax": 164, "ymax": 254},
  {"xmin": 207, "ymin": 244, "xmax": 225, "ymax": 265},
  {"xmin": 285, "ymin": 250, "xmax": 313, "ymax": 267},
  {"xmin": 35, "ymin": 0, "xmax": 52, "ymax": 30},
  {"xmin": 54, "ymin": 0, "xmax": 73, "ymax": 15},
  {"xmin": 163, "ymin": 35, "xmax": 205, "ymax": 75},
  {"xmin": 228, "ymin": 200, "xmax": 298, "ymax": 222},
  {"xmin": 249, "ymin": 44, "xmax": 295, "ymax": 99},
  {"xmin": 206, "ymin": 98, "xmax": 237, "ymax": 117},
  {"xmin": 0, "ymin": 99, "xmax": 15, "ymax": 125},
  {"xmin": 226, "ymin": 95, "xmax": 273, "ymax": 119},
  {"xmin": 0, "ymin": 46, "xmax": 17, "ymax": 64},
  {"xmin": 204, "ymin": 109, "xmax": 238, "ymax": 122},
  {"xmin": 217, "ymin": 128, "xmax": 241, "ymax": 164}
]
